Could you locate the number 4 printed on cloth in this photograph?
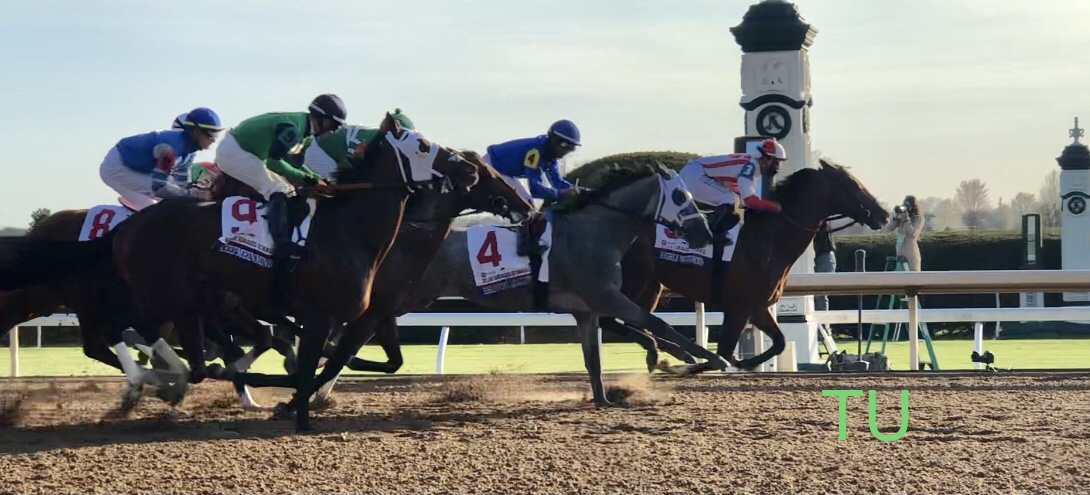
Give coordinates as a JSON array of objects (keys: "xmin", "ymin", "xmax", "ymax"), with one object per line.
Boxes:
[{"xmin": 476, "ymin": 230, "xmax": 502, "ymax": 267}]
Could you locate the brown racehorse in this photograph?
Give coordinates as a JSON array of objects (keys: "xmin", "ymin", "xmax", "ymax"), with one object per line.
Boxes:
[
  {"xmin": 599, "ymin": 159, "xmax": 889, "ymax": 372},
  {"xmin": 303, "ymin": 151, "xmax": 535, "ymax": 398},
  {"xmin": 0, "ymin": 113, "xmax": 518, "ymax": 431},
  {"xmin": 0, "ymin": 164, "xmax": 275, "ymax": 379}
]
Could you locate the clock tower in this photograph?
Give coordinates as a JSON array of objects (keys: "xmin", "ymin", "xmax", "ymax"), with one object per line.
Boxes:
[
  {"xmin": 731, "ymin": 0, "xmax": 820, "ymax": 365},
  {"xmin": 1059, "ymin": 117, "xmax": 1090, "ymax": 303}
]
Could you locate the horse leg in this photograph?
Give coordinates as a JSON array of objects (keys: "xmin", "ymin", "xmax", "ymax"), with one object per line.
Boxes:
[
  {"xmin": 598, "ymin": 317, "xmax": 660, "ymax": 373},
  {"xmin": 135, "ymin": 321, "xmax": 190, "ymax": 406},
  {"xmin": 735, "ymin": 305, "xmax": 786, "ymax": 371},
  {"xmin": 698, "ymin": 307, "xmax": 754, "ymax": 373},
  {"xmin": 308, "ymin": 314, "xmax": 399, "ymax": 410},
  {"xmin": 575, "ymin": 312, "xmax": 613, "ymax": 407},
  {"xmin": 343, "ymin": 315, "xmax": 402, "ymax": 373},
  {"xmin": 593, "ymin": 290, "xmax": 728, "ymax": 372},
  {"xmin": 176, "ymin": 316, "xmax": 210, "ymax": 385},
  {"xmin": 231, "ymin": 317, "xmax": 333, "ymax": 426},
  {"xmin": 283, "ymin": 316, "xmax": 337, "ymax": 432}
]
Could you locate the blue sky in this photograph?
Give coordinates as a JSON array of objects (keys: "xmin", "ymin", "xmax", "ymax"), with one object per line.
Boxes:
[{"xmin": 1, "ymin": 0, "xmax": 1088, "ymax": 228}]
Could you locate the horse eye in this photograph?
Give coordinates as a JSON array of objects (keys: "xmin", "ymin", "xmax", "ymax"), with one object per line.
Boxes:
[{"xmin": 671, "ymin": 188, "xmax": 688, "ymax": 206}]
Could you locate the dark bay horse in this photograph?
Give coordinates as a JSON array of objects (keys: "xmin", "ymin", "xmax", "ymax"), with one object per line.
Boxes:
[
  {"xmin": 100, "ymin": 113, "xmax": 524, "ymax": 431},
  {"xmin": 0, "ymin": 167, "xmax": 284, "ymax": 385},
  {"xmin": 321, "ymin": 163, "xmax": 722, "ymax": 406},
  {"xmin": 600, "ymin": 159, "xmax": 889, "ymax": 373}
]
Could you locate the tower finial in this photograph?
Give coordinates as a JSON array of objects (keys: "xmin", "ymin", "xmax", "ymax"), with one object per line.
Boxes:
[{"xmin": 1071, "ymin": 117, "xmax": 1084, "ymax": 145}]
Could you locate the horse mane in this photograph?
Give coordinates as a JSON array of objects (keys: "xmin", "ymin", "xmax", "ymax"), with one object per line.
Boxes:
[
  {"xmin": 547, "ymin": 163, "xmax": 658, "ymax": 213},
  {"xmin": 767, "ymin": 167, "xmax": 821, "ymax": 204}
]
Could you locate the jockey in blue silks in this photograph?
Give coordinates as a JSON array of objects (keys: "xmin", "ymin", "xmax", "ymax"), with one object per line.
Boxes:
[
  {"xmin": 482, "ymin": 119, "xmax": 583, "ymax": 205},
  {"xmin": 98, "ymin": 107, "xmax": 224, "ymax": 210}
]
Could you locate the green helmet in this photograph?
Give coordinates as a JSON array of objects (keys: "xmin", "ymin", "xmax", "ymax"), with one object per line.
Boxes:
[{"xmin": 391, "ymin": 108, "xmax": 415, "ymax": 130}]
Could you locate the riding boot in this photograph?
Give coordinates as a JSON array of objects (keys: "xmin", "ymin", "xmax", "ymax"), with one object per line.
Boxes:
[
  {"xmin": 711, "ymin": 203, "xmax": 740, "ymax": 246},
  {"xmin": 266, "ymin": 192, "xmax": 295, "ymax": 313}
]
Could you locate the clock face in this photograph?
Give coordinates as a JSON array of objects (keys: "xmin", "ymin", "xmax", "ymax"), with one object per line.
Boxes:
[
  {"xmin": 756, "ymin": 105, "xmax": 791, "ymax": 140},
  {"xmin": 1068, "ymin": 196, "xmax": 1086, "ymax": 215}
]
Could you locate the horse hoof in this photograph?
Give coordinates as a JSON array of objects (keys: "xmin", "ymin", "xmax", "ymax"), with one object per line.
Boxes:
[{"xmin": 119, "ymin": 385, "xmax": 142, "ymax": 414}]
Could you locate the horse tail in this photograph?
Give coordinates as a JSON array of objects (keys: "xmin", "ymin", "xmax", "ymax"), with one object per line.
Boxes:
[{"xmin": 0, "ymin": 232, "xmax": 116, "ymax": 291}]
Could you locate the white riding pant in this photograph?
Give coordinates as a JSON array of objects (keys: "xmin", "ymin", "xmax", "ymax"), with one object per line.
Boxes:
[
  {"xmin": 481, "ymin": 153, "xmax": 535, "ymax": 205},
  {"xmin": 215, "ymin": 132, "xmax": 293, "ymax": 200},
  {"xmin": 304, "ymin": 143, "xmax": 338, "ymax": 180},
  {"xmin": 99, "ymin": 146, "xmax": 158, "ymax": 210},
  {"xmin": 678, "ymin": 160, "xmax": 737, "ymax": 207}
]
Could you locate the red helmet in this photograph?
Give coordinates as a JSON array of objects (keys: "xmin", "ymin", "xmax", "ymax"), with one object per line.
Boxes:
[{"xmin": 758, "ymin": 138, "xmax": 787, "ymax": 161}]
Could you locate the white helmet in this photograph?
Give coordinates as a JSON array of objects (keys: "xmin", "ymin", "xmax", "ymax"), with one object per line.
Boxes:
[{"xmin": 758, "ymin": 138, "xmax": 787, "ymax": 161}]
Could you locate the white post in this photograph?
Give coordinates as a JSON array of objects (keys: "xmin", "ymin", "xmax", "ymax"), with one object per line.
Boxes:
[
  {"xmin": 9, "ymin": 328, "xmax": 18, "ymax": 377},
  {"xmin": 519, "ymin": 325, "xmax": 526, "ymax": 345},
  {"xmin": 973, "ymin": 322, "xmax": 984, "ymax": 371},
  {"xmin": 776, "ymin": 341, "xmax": 798, "ymax": 372},
  {"xmin": 753, "ymin": 327, "xmax": 766, "ymax": 371},
  {"xmin": 733, "ymin": 1, "xmax": 820, "ymax": 366},
  {"xmin": 695, "ymin": 302, "xmax": 708, "ymax": 348},
  {"xmin": 1060, "ymin": 117, "xmax": 1090, "ymax": 305},
  {"xmin": 436, "ymin": 326, "xmax": 450, "ymax": 374},
  {"xmin": 908, "ymin": 293, "xmax": 919, "ymax": 371},
  {"xmin": 36, "ymin": 327, "xmax": 42, "ymax": 348}
]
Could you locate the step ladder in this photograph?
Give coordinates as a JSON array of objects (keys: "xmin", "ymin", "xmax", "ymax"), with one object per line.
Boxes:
[
  {"xmin": 817, "ymin": 323, "xmax": 838, "ymax": 359},
  {"xmin": 864, "ymin": 255, "xmax": 940, "ymax": 371}
]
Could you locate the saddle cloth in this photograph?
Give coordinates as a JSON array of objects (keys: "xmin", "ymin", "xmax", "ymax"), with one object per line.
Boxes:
[
  {"xmin": 652, "ymin": 222, "xmax": 738, "ymax": 267},
  {"xmin": 215, "ymin": 196, "xmax": 316, "ymax": 268},
  {"xmin": 467, "ymin": 218, "xmax": 552, "ymax": 296},
  {"xmin": 78, "ymin": 204, "xmax": 135, "ymax": 241}
]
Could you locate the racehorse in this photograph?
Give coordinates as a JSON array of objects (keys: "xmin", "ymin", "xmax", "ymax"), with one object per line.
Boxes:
[
  {"xmin": 321, "ymin": 162, "xmax": 724, "ymax": 406},
  {"xmin": 0, "ymin": 166, "xmax": 293, "ymax": 393},
  {"xmin": 598, "ymin": 158, "xmax": 889, "ymax": 373},
  {"xmin": 79, "ymin": 113, "xmax": 522, "ymax": 431}
]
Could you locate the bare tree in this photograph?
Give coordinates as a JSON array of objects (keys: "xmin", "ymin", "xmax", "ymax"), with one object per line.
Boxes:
[
  {"xmin": 955, "ymin": 179, "xmax": 992, "ymax": 229},
  {"xmin": 1011, "ymin": 192, "xmax": 1038, "ymax": 218},
  {"xmin": 1038, "ymin": 170, "xmax": 1060, "ymax": 228}
]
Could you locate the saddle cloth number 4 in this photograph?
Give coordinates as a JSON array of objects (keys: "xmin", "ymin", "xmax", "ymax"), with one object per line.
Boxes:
[{"xmin": 466, "ymin": 225, "xmax": 530, "ymax": 289}]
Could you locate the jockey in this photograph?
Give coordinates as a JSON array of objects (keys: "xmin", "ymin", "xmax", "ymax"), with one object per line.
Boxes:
[
  {"xmin": 482, "ymin": 119, "xmax": 582, "ymax": 206},
  {"xmin": 214, "ymin": 93, "xmax": 346, "ymax": 312},
  {"xmin": 99, "ymin": 107, "xmax": 224, "ymax": 210},
  {"xmin": 677, "ymin": 137, "xmax": 788, "ymax": 245},
  {"xmin": 303, "ymin": 108, "xmax": 415, "ymax": 180}
]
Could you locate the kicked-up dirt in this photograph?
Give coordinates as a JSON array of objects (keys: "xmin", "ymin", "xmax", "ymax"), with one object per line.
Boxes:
[{"xmin": 1, "ymin": 372, "xmax": 1089, "ymax": 494}]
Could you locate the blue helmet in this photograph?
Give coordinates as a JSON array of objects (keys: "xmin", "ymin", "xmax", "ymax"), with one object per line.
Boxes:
[
  {"xmin": 182, "ymin": 107, "xmax": 224, "ymax": 133},
  {"xmin": 548, "ymin": 119, "xmax": 581, "ymax": 147},
  {"xmin": 171, "ymin": 113, "xmax": 187, "ymax": 130}
]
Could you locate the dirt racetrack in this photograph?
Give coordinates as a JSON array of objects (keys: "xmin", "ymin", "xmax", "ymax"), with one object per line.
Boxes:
[{"xmin": 2, "ymin": 372, "xmax": 1090, "ymax": 494}]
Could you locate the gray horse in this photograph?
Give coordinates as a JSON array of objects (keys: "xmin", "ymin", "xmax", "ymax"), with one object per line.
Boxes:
[{"xmin": 395, "ymin": 162, "xmax": 728, "ymax": 405}]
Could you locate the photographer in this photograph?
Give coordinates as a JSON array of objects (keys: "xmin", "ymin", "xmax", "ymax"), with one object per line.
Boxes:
[
  {"xmin": 813, "ymin": 221, "xmax": 836, "ymax": 310},
  {"xmin": 885, "ymin": 195, "xmax": 925, "ymax": 271}
]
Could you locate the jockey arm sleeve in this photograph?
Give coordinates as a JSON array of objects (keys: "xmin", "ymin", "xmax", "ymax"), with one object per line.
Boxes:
[
  {"xmin": 543, "ymin": 161, "xmax": 573, "ymax": 190},
  {"xmin": 150, "ymin": 168, "xmax": 193, "ymax": 199},
  {"xmin": 526, "ymin": 166, "xmax": 558, "ymax": 202},
  {"xmin": 266, "ymin": 159, "xmax": 318, "ymax": 186},
  {"xmin": 743, "ymin": 194, "xmax": 779, "ymax": 211}
]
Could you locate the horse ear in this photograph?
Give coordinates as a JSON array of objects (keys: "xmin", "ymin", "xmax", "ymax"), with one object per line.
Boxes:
[
  {"xmin": 653, "ymin": 160, "xmax": 671, "ymax": 177},
  {"xmin": 380, "ymin": 112, "xmax": 401, "ymax": 136},
  {"xmin": 819, "ymin": 158, "xmax": 832, "ymax": 170}
]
